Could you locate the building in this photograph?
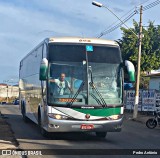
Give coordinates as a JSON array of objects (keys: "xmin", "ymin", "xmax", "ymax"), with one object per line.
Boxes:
[
  {"xmin": 146, "ymin": 73, "xmax": 160, "ymax": 91},
  {"xmin": 0, "ymin": 84, "xmax": 19, "ymax": 102}
]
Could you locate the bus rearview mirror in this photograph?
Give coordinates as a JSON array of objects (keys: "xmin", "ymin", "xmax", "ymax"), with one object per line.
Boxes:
[
  {"xmin": 125, "ymin": 60, "xmax": 135, "ymax": 82},
  {"xmin": 39, "ymin": 58, "xmax": 48, "ymax": 81}
]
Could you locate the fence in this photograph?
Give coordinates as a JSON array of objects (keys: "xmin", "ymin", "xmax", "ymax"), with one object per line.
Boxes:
[{"xmin": 124, "ymin": 89, "xmax": 160, "ymax": 112}]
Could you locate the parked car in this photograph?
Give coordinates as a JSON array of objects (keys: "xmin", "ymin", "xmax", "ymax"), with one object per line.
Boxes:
[
  {"xmin": 1, "ymin": 102, "xmax": 6, "ymax": 105},
  {"xmin": 124, "ymin": 82, "xmax": 133, "ymax": 90},
  {"xmin": 13, "ymin": 99, "xmax": 19, "ymax": 105}
]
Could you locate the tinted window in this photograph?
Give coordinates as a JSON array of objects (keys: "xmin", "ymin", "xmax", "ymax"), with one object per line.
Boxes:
[{"xmin": 48, "ymin": 44, "xmax": 122, "ymax": 63}]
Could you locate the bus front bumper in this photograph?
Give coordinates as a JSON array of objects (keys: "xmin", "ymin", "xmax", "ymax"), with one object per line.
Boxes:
[{"xmin": 44, "ymin": 117, "xmax": 123, "ymax": 132}]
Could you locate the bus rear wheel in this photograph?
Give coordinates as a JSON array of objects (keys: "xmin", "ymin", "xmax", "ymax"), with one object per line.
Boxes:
[{"xmin": 96, "ymin": 132, "xmax": 107, "ymax": 138}]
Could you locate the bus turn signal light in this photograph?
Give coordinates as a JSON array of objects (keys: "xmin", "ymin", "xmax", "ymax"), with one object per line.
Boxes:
[
  {"xmin": 48, "ymin": 113, "xmax": 69, "ymax": 120},
  {"xmin": 108, "ymin": 115, "xmax": 121, "ymax": 120}
]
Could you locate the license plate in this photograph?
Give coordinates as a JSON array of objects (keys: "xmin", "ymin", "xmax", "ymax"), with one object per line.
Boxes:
[{"xmin": 80, "ymin": 124, "xmax": 94, "ymax": 130}]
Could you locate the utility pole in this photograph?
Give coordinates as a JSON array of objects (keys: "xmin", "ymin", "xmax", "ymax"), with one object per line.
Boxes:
[
  {"xmin": 6, "ymin": 85, "xmax": 8, "ymax": 103},
  {"xmin": 133, "ymin": 5, "xmax": 143, "ymax": 119}
]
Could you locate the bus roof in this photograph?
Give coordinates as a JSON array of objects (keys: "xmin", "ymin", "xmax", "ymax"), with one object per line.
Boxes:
[
  {"xmin": 48, "ymin": 37, "xmax": 119, "ymax": 46},
  {"xmin": 20, "ymin": 37, "xmax": 119, "ymax": 62}
]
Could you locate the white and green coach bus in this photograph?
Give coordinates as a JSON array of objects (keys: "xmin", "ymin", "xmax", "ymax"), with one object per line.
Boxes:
[{"xmin": 19, "ymin": 37, "xmax": 135, "ymax": 137}]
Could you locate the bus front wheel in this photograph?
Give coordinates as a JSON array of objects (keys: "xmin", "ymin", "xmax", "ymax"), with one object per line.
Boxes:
[
  {"xmin": 21, "ymin": 105, "xmax": 29, "ymax": 123},
  {"xmin": 38, "ymin": 112, "xmax": 49, "ymax": 137},
  {"xmin": 96, "ymin": 132, "xmax": 107, "ymax": 138}
]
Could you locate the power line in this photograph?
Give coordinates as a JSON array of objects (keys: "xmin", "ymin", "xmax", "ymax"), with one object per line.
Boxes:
[
  {"xmin": 97, "ymin": 6, "xmax": 138, "ymax": 36},
  {"xmin": 137, "ymin": 0, "xmax": 151, "ymax": 7},
  {"xmin": 101, "ymin": 7, "xmax": 136, "ymax": 31},
  {"xmin": 143, "ymin": 25, "xmax": 159, "ymax": 27},
  {"xmin": 143, "ymin": 0, "xmax": 160, "ymax": 11},
  {"xmin": 97, "ymin": 10, "xmax": 137, "ymax": 38},
  {"xmin": 97, "ymin": 0, "xmax": 160, "ymax": 37}
]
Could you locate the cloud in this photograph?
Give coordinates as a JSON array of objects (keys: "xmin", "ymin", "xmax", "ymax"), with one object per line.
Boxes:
[
  {"xmin": 129, "ymin": 0, "xmax": 151, "ymax": 6},
  {"xmin": 113, "ymin": 7, "xmax": 124, "ymax": 13},
  {"xmin": 130, "ymin": 0, "xmax": 141, "ymax": 6},
  {"xmin": 0, "ymin": 0, "xmax": 112, "ymax": 81},
  {"xmin": 0, "ymin": 0, "xmax": 159, "ymax": 82}
]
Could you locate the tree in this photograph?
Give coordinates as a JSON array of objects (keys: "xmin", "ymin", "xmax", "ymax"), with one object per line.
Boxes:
[{"xmin": 118, "ymin": 20, "xmax": 160, "ymax": 72}]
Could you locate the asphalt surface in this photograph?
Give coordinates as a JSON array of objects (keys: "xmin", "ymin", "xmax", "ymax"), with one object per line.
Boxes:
[{"xmin": 0, "ymin": 104, "xmax": 160, "ymax": 158}]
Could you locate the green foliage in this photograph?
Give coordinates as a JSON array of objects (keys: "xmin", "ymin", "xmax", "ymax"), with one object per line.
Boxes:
[
  {"xmin": 140, "ymin": 76, "xmax": 150, "ymax": 89},
  {"xmin": 118, "ymin": 20, "xmax": 160, "ymax": 71}
]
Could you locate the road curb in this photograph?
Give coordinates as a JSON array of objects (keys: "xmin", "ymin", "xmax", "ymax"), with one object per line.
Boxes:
[
  {"xmin": 0, "ymin": 110, "xmax": 25, "ymax": 158},
  {"xmin": 124, "ymin": 112, "xmax": 150, "ymax": 124}
]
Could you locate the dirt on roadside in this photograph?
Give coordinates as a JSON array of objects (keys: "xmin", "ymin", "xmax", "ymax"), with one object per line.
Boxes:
[{"xmin": 0, "ymin": 113, "xmax": 19, "ymax": 148}]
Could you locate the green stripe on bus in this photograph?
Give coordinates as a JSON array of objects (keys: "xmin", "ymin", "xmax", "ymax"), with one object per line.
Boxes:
[{"xmin": 73, "ymin": 107, "xmax": 121, "ymax": 117}]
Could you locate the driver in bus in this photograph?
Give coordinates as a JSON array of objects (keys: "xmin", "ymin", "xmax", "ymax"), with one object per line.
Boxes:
[{"xmin": 50, "ymin": 73, "xmax": 73, "ymax": 95}]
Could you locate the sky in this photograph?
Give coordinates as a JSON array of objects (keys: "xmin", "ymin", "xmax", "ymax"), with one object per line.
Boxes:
[{"xmin": 0, "ymin": 0, "xmax": 159, "ymax": 84}]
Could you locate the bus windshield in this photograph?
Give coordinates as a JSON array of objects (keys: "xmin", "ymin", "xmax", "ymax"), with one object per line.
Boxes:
[{"xmin": 47, "ymin": 44, "xmax": 123, "ymax": 107}]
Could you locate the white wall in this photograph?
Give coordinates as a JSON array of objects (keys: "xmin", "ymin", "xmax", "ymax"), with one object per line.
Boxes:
[
  {"xmin": 149, "ymin": 78, "xmax": 160, "ymax": 90},
  {"xmin": 0, "ymin": 85, "xmax": 19, "ymax": 98}
]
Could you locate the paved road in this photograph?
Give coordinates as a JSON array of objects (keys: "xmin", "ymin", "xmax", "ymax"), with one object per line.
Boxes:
[{"xmin": 0, "ymin": 105, "xmax": 160, "ymax": 158}]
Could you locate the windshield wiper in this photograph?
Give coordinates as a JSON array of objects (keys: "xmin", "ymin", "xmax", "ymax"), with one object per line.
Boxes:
[
  {"xmin": 89, "ymin": 82, "xmax": 107, "ymax": 108},
  {"xmin": 88, "ymin": 66, "xmax": 107, "ymax": 107},
  {"xmin": 90, "ymin": 92, "xmax": 103, "ymax": 105},
  {"xmin": 66, "ymin": 81, "xmax": 85, "ymax": 107}
]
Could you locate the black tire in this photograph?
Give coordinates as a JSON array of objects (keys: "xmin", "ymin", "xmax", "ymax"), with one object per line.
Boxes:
[
  {"xmin": 96, "ymin": 132, "xmax": 107, "ymax": 138},
  {"xmin": 38, "ymin": 112, "xmax": 49, "ymax": 137},
  {"xmin": 21, "ymin": 105, "xmax": 29, "ymax": 123},
  {"xmin": 146, "ymin": 118, "xmax": 157, "ymax": 129},
  {"xmin": 40, "ymin": 127, "xmax": 49, "ymax": 138}
]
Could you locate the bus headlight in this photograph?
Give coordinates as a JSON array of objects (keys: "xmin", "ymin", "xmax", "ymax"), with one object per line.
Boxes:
[
  {"xmin": 48, "ymin": 113, "xmax": 69, "ymax": 120},
  {"xmin": 108, "ymin": 115, "xmax": 122, "ymax": 120}
]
